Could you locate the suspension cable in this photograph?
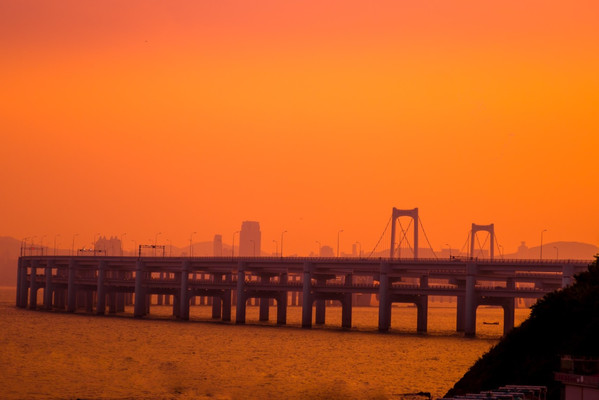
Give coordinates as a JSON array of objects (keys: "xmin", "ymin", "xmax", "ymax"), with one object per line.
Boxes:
[
  {"xmin": 458, "ymin": 231, "xmax": 470, "ymax": 257},
  {"xmin": 475, "ymin": 232, "xmax": 490, "ymax": 258},
  {"xmin": 418, "ymin": 216, "xmax": 438, "ymax": 259},
  {"xmin": 398, "ymin": 218, "xmax": 414, "ymax": 256},
  {"xmin": 494, "ymin": 233, "xmax": 504, "ymax": 259},
  {"xmin": 367, "ymin": 215, "xmax": 392, "ymax": 258}
]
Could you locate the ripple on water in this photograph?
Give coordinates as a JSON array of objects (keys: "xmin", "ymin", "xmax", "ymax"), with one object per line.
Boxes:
[{"xmin": 0, "ymin": 287, "xmax": 529, "ymax": 399}]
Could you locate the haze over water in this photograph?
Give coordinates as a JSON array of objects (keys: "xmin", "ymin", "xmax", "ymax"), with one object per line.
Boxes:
[{"xmin": 1, "ymin": 288, "xmax": 531, "ymax": 399}]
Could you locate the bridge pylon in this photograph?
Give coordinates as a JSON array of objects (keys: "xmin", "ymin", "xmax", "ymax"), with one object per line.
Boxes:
[
  {"xmin": 390, "ymin": 207, "xmax": 419, "ymax": 259},
  {"xmin": 470, "ymin": 223, "xmax": 495, "ymax": 259}
]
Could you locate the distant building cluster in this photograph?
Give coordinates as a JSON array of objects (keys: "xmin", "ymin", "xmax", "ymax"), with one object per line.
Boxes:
[{"xmin": 94, "ymin": 236, "xmax": 122, "ymax": 256}]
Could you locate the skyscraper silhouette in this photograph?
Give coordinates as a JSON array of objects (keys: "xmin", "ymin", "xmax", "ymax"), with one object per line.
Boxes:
[
  {"xmin": 239, "ymin": 221, "xmax": 261, "ymax": 257},
  {"xmin": 213, "ymin": 234, "xmax": 223, "ymax": 256}
]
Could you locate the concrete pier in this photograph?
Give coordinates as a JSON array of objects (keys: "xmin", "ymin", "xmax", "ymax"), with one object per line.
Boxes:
[
  {"xmin": 302, "ymin": 262, "xmax": 313, "ymax": 328},
  {"xmin": 44, "ymin": 260, "xmax": 53, "ymax": 310},
  {"xmin": 96, "ymin": 261, "xmax": 106, "ymax": 315},
  {"xmin": 179, "ymin": 261, "xmax": 190, "ymax": 320},
  {"xmin": 378, "ymin": 262, "xmax": 391, "ymax": 332},
  {"xmin": 134, "ymin": 260, "xmax": 145, "ymax": 317},
  {"xmin": 236, "ymin": 262, "xmax": 246, "ymax": 324}
]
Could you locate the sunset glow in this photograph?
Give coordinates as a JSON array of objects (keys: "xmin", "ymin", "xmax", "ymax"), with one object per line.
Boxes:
[{"xmin": 2, "ymin": 1, "xmax": 598, "ymax": 255}]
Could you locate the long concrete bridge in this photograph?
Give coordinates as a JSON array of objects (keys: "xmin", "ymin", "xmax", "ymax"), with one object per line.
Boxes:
[{"xmin": 16, "ymin": 255, "xmax": 591, "ymax": 336}]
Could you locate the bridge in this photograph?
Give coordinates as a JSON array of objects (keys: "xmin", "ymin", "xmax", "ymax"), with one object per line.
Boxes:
[{"xmin": 16, "ymin": 255, "xmax": 591, "ymax": 336}]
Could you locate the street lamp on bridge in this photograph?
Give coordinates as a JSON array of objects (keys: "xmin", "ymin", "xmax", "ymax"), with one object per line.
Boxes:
[
  {"xmin": 280, "ymin": 230, "xmax": 287, "ymax": 258},
  {"xmin": 155, "ymin": 232, "xmax": 162, "ymax": 256},
  {"xmin": 337, "ymin": 229, "xmax": 344, "ymax": 257},
  {"xmin": 540, "ymin": 229, "xmax": 548, "ymax": 260},
  {"xmin": 53, "ymin": 234, "xmax": 60, "ymax": 256},
  {"xmin": 71, "ymin": 234, "xmax": 79, "ymax": 256},
  {"xmin": 190, "ymin": 232, "xmax": 197, "ymax": 258}
]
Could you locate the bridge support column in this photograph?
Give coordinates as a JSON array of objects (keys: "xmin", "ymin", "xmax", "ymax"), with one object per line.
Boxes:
[
  {"xmin": 456, "ymin": 295, "xmax": 465, "ymax": 332},
  {"xmin": 179, "ymin": 261, "xmax": 190, "ymax": 320},
  {"xmin": 157, "ymin": 273, "xmax": 164, "ymax": 305},
  {"xmin": 173, "ymin": 288, "xmax": 180, "ymax": 318},
  {"xmin": 222, "ymin": 275, "xmax": 232, "ymax": 322},
  {"xmin": 562, "ymin": 265, "xmax": 574, "ymax": 288},
  {"xmin": 19, "ymin": 261, "xmax": 29, "ymax": 308},
  {"xmin": 315, "ymin": 278, "xmax": 326, "ymax": 325},
  {"xmin": 502, "ymin": 278, "xmax": 515, "ymax": 335},
  {"xmin": 212, "ymin": 274, "xmax": 222, "ymax": 319},
  {"xmin": 44, "ymin": 260, "xmax": 54, "ymax": 310},
  {"xmin": 277, "ymin": 273, "xmax": 288, "ymax": 325},
  {"xmin": 503, "ymin": 300, "xmax": 515, "ymax": 335},
  {"xmin": 417, "ymin": 276, "xmax": 428, "ymax": 333},
  {"xmin": 378, "ymin": 263, "xmax": 391, "ymax": 332},
  {"xmin": 464, "ymin": 263, "xmax": 477, "ymax": 337},
  {"xmin": 29, "ymin": 260, "xmax": 39, "ymax": 310},
  {"xmin": 301, "ymin": 263, "xmax": 313, "ymax": 328},
  {"xmin": 134, "ymin": 260, "xmax": 146, "ymax": 318},
  {"xmin": 16, "ymin": 258, "xmax": 23, "ymax": 307},
  {"xmin": 342, "ymin": 274, "xmax": 352, "ymax": 329},
  {"xmin": 236, "ymin": 262, "xmax": 246, "ymax": 324},
  {"xmin": 95, "ymin": 260, "xmax": 106, "ymax": 314},
  {"xmin": 67, "ymin": 259, "xmax": 77, "ymax": 312},
  {"xmin": 417, "ymin": 296, "xmax": 428, "ymax": 333},
  {"xmin": 259, "ymin": 275, "xmax": 270, "ymax": 321}
]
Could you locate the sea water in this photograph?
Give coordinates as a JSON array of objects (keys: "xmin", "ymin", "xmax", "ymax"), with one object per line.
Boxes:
[{"xmin": 0, "ymin": 288, "xmax": 529, "ymax": 399}]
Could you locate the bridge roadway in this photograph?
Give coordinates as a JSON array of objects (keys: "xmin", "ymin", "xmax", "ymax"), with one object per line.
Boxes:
[{"xmin": 16, "ymin": 256, "xmax": 591, "ymax": 336}]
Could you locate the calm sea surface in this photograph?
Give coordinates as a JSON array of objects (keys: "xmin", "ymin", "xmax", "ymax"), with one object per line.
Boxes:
[{"xmin": 0, "ymin": 288, "xmax": 530, "ymax": 399}]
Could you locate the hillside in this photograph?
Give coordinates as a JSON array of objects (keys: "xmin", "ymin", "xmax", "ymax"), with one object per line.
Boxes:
[{"xmin": 445, "ymin": 255, "xmax": 599, "ymax": 400}]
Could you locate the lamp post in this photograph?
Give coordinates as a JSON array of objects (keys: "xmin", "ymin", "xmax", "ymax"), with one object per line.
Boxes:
[
  {"xmin": 273, "ymin": 240, "xmax": 278, "ymax": 257},
  {"xmin": 154, "ymin": 232, "xmax": 162, "ymax": 256},
  {"xmin": 189, "ymin": 232, "xmax": 197, "ymax": 258},
  {"xmin": 39, "ymin": 235, "xmax": 46, "ymax": 256},
  {"xmin": 553, "ymin": 246, "xmax": 559, "ymax": 260},
  {"xmin": 337, "ymin": 229, "xmax": 344, "ymax": 257},
  {"xmin": 53, "ymin": 234, "xmax": 60, "ymax": 256},
  {"xmin": 20, "ymin": 237, "xmax": 28, "ymax": 257},
  {"xmin": 167, "ymin": 239, "xmax": 172, "ymax": 257},
  {"xmin": 232, "ymin": 230, "xmax": 240, "ymax": 257},
  {"xmin": 280, "ymin": 230, "xmax": 287, "ymax": 258},
  {"xmin": 355, "ymin": 241, "xmax": 362, "ymax": 258},
  {"xmin": 30, "ymin": 236, "xmax": 36, "ymax": 256},
  {"xmin": 93, "ymin": 233, "xmax": 100, "ymax": 255},
  {"xmin": 71, "ymin": 234, "xmax": 79, "ymax": 256},
  {"xmin": 540, "ymin": 229, "xmax": 548, "ymax": 260},
  {"xmin": 120, "ymin": 233, "xmax": 126, "ymax": 256},
  {"xmin": 445, "ymin": 243, "xmax": 451, "ymax": 259}
]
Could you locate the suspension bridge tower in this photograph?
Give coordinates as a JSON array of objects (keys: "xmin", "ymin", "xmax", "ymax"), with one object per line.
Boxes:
[
  {"xmin": 390, "ymin": 207, "xmax": 419, "ymax": 259},
  {"xmin": 470, "ymin": 223, "xmax": 495, "ymax": 259}
]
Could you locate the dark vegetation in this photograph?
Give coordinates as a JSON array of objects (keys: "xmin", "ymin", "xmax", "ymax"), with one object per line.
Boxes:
[{"xmin": 446, "ymin": 255, "xmax": 599, "ymax": 400}]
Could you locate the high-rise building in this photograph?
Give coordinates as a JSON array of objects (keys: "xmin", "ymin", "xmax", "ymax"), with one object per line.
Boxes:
[
  {"xmin": 213, "ymin": 234, "xmax": 223, "ymax": 256},
  {"xmin": 94, "ymin": 236, "xmax": 122, "ymax": 256},
  {"xmin": 239, "ymin": 221, "xmax": 261, "ymax": 257}
]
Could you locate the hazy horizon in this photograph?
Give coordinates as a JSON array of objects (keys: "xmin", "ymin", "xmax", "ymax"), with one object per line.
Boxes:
[{"xmin": 1, "ymin": 1, "xmax": 598, "ymax": 258}]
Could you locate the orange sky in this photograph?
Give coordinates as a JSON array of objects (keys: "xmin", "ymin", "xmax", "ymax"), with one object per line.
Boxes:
[{"xmin": 1, "ymin": 1, "xmax": 598, "ymax": 255}]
